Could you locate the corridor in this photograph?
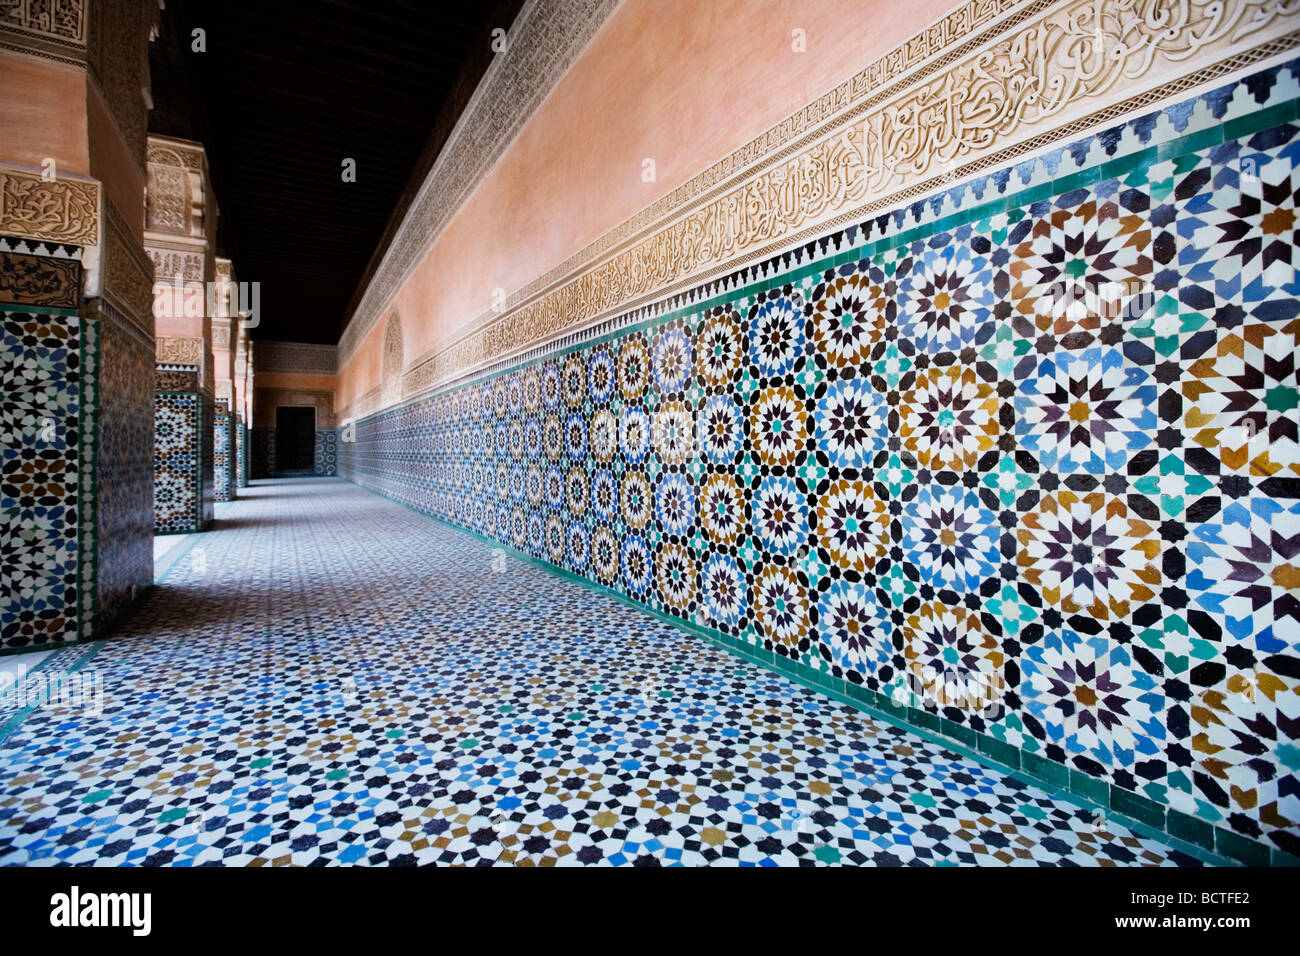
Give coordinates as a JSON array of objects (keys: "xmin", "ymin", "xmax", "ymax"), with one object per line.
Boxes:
[{"xmin": 0, "ymin": 480, "xmax": 1216, "ymax": 866}]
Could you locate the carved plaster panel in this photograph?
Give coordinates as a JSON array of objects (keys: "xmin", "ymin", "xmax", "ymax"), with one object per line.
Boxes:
[
  {"xmin": 86, "ymin": 0, "xmax": 156, "ymax": 163},
  {"xmin": 156, "ymin": 335, "xmax": 203, "ymax": 366},
  {"xmin": 0, "ymin": 167, "xmax": 100, "ymax": 245},
  {"xmin": 0, "ymin": 0, "xmax": 87, "ymax": 64},
  {"xmin": 100, "ymin": 195, "xmax": 154, "ymax": 339},
  {"xmin": 381, "ymin": 311, "xmax": 403, "ymax": 406},
  {"xmin": 146, "ymin": 247, "xmax": 204, "ymax": 281},
  {"xmin": 254, "ymin": 340, "xmax": 339, "ymax": 375},
  {"xmin": 212, "ymin": 317, "xmax": 231, "ymax": 351},
  {"xmin": 145, "ymin": 137, "xmax": 209, "ymax": 241}
]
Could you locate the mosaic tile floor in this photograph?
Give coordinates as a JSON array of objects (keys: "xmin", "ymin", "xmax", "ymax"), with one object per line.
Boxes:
[{"xmin": 0, "ymin": 480, "xmax": 1219, "ymax": 866}]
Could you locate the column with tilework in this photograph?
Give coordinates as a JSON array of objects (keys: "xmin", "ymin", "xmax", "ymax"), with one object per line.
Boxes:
[
  {"xmin": 146, "ymin": 136, "xmax": 220, "ymax": 531},
  {"xmin": 0, "ymin": 0, "xmax": 159, "ymax": 645}
]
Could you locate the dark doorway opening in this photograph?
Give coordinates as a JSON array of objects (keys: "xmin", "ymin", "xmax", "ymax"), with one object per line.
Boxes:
[{"xmin": 276, "ymin": 406, "xmax": 316, "ymax": 475}]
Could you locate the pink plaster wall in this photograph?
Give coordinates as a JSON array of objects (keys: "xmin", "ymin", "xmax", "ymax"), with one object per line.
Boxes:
[
  {"xmin": 0, "ymin": 52, "xmax": 146, "ymax": 238},
  {"xmin": 1, "ymin": 49, "xmax": 146, "ymax": 247},
  {"xmin": 256, "ymin": 371, "xmax": 339, "ymax": 393},
  {"xmin": 87, "ymin": 81, "xmax": 146, "ymax": 240},
  {"xmin": 154, "ymin": 288, "xmax": 207, "ymax": 338},
  {"xmin": 338, "ymin": 0, "xmax": 962, "ymax": 412},
  {"xmin": 214, "ymin": 342, "xmax": 235, "ymax": 385},
  {"xmin": 0, "ymin": 52, "xmax": 89, "ymax": 174},
  {"xmin": 338, "ymin": 316, "xmax": 386, "ymax": 413}
]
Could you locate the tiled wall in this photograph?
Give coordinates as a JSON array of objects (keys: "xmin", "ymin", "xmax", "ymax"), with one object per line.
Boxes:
[
  {"xmin": 236, "ymin": 421, "xmax": 249, "ymax": 488},
  {"xmin": 0, "ymin": 307, "xmax": 96, "ymax": 649},
  {"xmin": 250, "ymin": 427, "xmax": 274, "ymax": 479},
  {"xmin": 315, "ymin": 429, "xmax": 338, "ymax": 476},
  {"xmin": 214, "ymin": 411, "xmax": 235, "ymax": 502},
  {"xmin": 342, "ymin": 61, "xmax": 1300, "ymax": 860},
  {"xmin": 95, "ymin": 303, "xmax": 155, "ymax": 630},
  {"xmin": 2, "ymin": 237, "xmax": 154, "ymax": 645},
  {"xmin": 246, "ymin": 427, "xmax": 337, "ymax": 478},
  {"xmin": 200, "ymin": 395, "xmax": 215, "ymax": 526},
  {"xmin": 154, "ymin": 391, "xmax": 207, "ymax": 534}
]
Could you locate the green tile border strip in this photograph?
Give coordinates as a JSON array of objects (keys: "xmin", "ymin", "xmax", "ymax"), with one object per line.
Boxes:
[
  {"xmin": 195, "ymin": 398, "xmax": 206, "ymax": 532},
  {"xmin": 0, "ymin": 648, "xmax": 60, "ymax": 696},
  {"xmin": 343, "ymin": 477, "xmax": 1264, "ymax": 868},
  {"xmin": 0, "ymin": 304, "xmax": 80, "ymax": 317},
  {"xmin": 76, "ymin": 313, "xmax": 90, "ymax": 640}
]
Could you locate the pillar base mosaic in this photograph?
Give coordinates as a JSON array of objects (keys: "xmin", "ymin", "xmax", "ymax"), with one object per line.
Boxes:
[
  {"xmin": 236, "ymin": 420, "xmax": 249, "ymax": 489},
  {"xmin": 92, "ymin": 300, "xmax": 156, "ymax": 634},
  {"xmin": 0, "ymin": 306, "xmax": 97, "ymax": 649},
  {"xmin": 154, "ymin": 390, "xmax": 209, "ymax": 534},
  {"xmin": 214, "ymin": 410, "xmax": 235, "ymax": 502}
]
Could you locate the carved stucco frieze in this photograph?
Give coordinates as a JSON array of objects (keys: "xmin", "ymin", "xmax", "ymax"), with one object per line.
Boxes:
[
  {"xmin": 382, "ymin": 0, "xmax": 1300, "ymax": 401},
  {"xmin": 0, "ymin": 0, "xmax": 86, "ymax": 41},
  {"xmin": 156, "ymin": 335, "xmax": 204, "ymax": 366},
  {"xmin": 0, "ymin": 0, "xmax": 86, "ymax": 64},
  {"xmin": 253, "ymin": 340, "xmax": 339, "ymax": 375},
  {"xmin": 512, "ymin": 0, "xmax": 1033, "ymax": 305},
  {"xmin": 146, "ymin": 143, "xmax": 203, "ymax": 170},
  {"xmin": 146, "ymin": 247, "xmax": 204, "ymax": 281},
  {"xmin": 0, "ymin": 167, "xmax": 100, "ymax": 245},
  {"xmin": 337, "ymin": 0, "xmax": 1026, "ymax": 363},
  {"xmin": 145, "ymin": 138, "xmax": 210, "ymax": 241},
  {"xmin": 0, "ymin": 233, "xmax": 82, "ymax": 310},
  {"xmin": 101, "ymin": 195, "xmax": 155, "ymax": 338}
]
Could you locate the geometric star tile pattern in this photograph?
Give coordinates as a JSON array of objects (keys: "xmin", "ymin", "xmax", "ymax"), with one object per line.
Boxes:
[
  {"xmin": 341, "ymin": 60, "xmax": 1300, "ymax": 858},
  {"xmin": 0, "ymin": 481, "xmax": 1214, "ymax": 866},
  {"xmin": 214, "ymin": 412, "xmax": 234, "ymax": 503},
  {"xmin": 154, "ymin": 391, "xmax": 204, "ymax": 534},
  {"xmin": 0, "ymin": 310, "xmax": 91, "ymax": 650}
]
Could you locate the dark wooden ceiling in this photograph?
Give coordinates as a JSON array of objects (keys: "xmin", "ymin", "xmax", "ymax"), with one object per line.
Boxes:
[{"xmin": 149, "ymin": 0, "xmax": 525, "ymax": 345}]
